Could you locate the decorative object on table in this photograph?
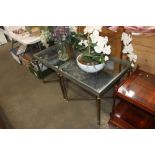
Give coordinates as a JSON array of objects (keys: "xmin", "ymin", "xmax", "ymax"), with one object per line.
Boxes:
[
  {"xmin": 70, "ymin": 26, "xmax": 111, "ymax": 73},
  {"xmin": 53, "ymin": 26, "xmax": 71, "ymax": 61},
  {"xmin": 57, "ymin": 42, "xmax": 69, "ymax": 61},
  {"xmin": 121, "ymin": 32, "xmax": 137, "ymax": 67}
]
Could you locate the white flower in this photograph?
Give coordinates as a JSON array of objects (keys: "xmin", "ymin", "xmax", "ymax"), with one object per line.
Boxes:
[
  {"xmin": 90, "ymin": 30, "xmax": 100, "ymax": 44},
  {"xmin": 78, "ymin": 40, "xmax": 88, "ymax": 47},
  {"xmin": 78, "ymin": 40, "xmax": 83, "ymax": 46},
  {"xmin": 93, "ymin": 29, "xmax": 100, "ymax": 36},
  {"xmin": 62, "ymin": 35, "xmax": 66, "ymax": 41},
  {"xmin": 102, "ymin": 45, "xmax": 111, "ymax": 55},
  {"xmin": 122, "ymin": 43, "xmax": 134, "ymax": 54},
  {"xmin": 121, "ymin": 32, "xmax": 138, "ymax": 67},
  {"xmin": 104, "ymin": 56, "xmax": 109, "ymax": 61},
  {"xmin": 97, "ymin": 36, "xmax": 108, "ymax": 47},
  {"xmin": 84, "ymin": 27, "xmax": 94, "ymax": 34},
  {"xmin": 69, "ymin": 26, "xmax": 77, "ymax": 33},
  {"xmin": 121, "ymin": 32, "xmax": 132, "ymax": 46},
  {"xmin": 94, "ymin": 45, "xmax": 103, "ymax": 53},
  {"xmin": 131, "ymin": 63, "xmax": 135, "ymax": 67},
  {"xmin": 84, "ymin": 26, "xmax": 102, "ymax": 34},
  {"xmin": 127, "ymin": 52, "xmax": 137, "ymax": 62},
  {"xmin": 83, "ymin": 40, "xmax": 88, "ymax": 47}
]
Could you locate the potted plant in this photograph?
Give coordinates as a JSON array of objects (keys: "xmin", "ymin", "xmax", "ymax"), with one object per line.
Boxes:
[{"xmin": 68, "ymin": 26, "xmax": 111, "ymax": 73}]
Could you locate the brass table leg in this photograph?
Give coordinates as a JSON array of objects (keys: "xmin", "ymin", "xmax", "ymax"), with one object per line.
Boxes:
[
  {"xmin": 96, "ymin": 96, "xmax": 101, "ymax": 125},
  {"xmin": 58, "ymin": 73, "xmax": 68, "ymax": 101}
]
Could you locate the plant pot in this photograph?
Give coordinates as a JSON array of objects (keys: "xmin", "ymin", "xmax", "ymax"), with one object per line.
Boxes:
[{"xmin": 76, "ymin": 54, "xmax": 105, "ymax": 73}]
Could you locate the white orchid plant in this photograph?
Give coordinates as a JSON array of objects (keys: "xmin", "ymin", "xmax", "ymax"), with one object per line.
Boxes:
[
  {"xmin": 68, "ymin": 26, "xmax": 111, "ymax": 64},
  {"xmin": 121, "ymin": 32, "xmax": 137, "ymax": 67},
  {"xmin": 67, "ymin": 27, "xmax": 137, "ymax": 66}
]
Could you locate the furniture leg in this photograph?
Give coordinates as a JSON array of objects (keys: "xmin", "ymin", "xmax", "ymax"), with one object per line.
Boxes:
[
  {"xmin": 96, "ymin": 96, "xmax": 101, "ymax": 125},
  {"xmin": 37, "ymin": 42, "xmax": 42, "ymax": 51},
  {"xmin": 112, "ymin": 93, "xmax": 116, "ymax": 115},
  {"xmin": 58, "ymin": 73, "xmax": 68, "ymax": 101}
]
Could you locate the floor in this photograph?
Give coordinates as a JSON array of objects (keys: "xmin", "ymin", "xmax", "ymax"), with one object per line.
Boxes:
[{"xmin": 0, "ymin": 42, "xmax": 115, "ymax": 129}]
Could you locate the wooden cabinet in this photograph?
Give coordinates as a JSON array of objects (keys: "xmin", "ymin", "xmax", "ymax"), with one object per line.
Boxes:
[{"xmin": 109, "ymin": 69, "xmax": 155, "ymax": 129}]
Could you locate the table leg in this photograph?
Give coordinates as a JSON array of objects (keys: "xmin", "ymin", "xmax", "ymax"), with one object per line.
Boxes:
[
  {"xmin": 96, "ymin": 96, "xmax": 101, "ymax": 125},
  {"xmin": 58, "ymin": 73, "xmax": 68, "ymax": 101}
]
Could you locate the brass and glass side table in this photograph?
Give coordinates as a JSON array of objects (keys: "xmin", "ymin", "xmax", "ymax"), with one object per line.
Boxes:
[{"xmin": 34, "ymin": 46, "xmax": 131, "ymax": 125}]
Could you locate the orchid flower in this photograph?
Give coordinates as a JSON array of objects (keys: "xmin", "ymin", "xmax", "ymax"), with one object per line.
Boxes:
[
  {"xmin": 78, "ymin": 40, "xmax": 88, "ymax": 47},
  {"xmin": 121, "ymin": 32, "xmax": 132, "ymax": 45},
  {"xmin": 69, "ymin": 26, "xmax": 77, "ymax": 33},
  {"xmin": 103, "ymin": 45, "xmax": 111, "ymax": 55},
  {"xmin": 105, "ymin": 56, "xmax": 109, "ymax": 61},
  {"xmin": 122, "ymin": 43, "xmax": 134, "ymax": 54},
  {"xmin": 97, "ymin": 36, "xmax": 108, "ymax": 47},
  {"xmin": 127, "ymin": 52, "xmax": 137, "ymax": 62},
  {"xmin": 94, "ymin": 45, "xmax": 103, "ymax": 53},
  {"xmin": 121, "ymin": 32, "xmax": 137, "ymax": 67},
  {"xmin": 90, "ymin": 30, "xmax": 100, "ymax": 44},
  {"xmin": 84, "ymin": 26, "xmax": 102, "ymax": 34}
]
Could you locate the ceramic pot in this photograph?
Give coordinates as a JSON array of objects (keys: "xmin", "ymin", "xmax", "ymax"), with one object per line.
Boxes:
[{"xmin": 76, "ymin": 54, "xmax": 105, "ymax": 73}]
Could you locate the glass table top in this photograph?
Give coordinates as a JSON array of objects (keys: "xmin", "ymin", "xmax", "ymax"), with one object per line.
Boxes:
[
  {"xmin": 59, "ymin": 57, "xmax": 130, "ymax": 96},
  {"xmin": 34, "ymin": 46, "xmax": 131, "ymax": 96},
  {"xmin": 118, "ymin": 70, "xmax": 155, "ymax": 113},
  {"xmin": 33, "ymin": 45, "xmax": 67, "ymax": 72}
]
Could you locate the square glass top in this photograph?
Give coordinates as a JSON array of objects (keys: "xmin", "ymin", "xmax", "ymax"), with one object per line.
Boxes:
[
  {"xmin": 33, "ymin": 45, "xmax": 67, "ymax": 72},
  {"xmin": 59, "ymin": 57, "xmax": 131, "ymax": 96},
  {"xmin": 34, "ymin": 46, "xmax": 131, "ymax": 96}
]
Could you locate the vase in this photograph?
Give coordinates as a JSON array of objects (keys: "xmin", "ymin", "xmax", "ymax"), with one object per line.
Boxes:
[
  {"xmin": 76, "ymin": 54, "xmax": 105, "ymax": 73},
  {"xmin": 57, "ymin": 43, "xmax": 69, "ymax": 61}
]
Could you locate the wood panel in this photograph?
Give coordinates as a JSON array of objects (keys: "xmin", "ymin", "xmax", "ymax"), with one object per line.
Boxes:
[{"xmin": 133, "ymin": 34, "xmax": 155, "ymax": 75}]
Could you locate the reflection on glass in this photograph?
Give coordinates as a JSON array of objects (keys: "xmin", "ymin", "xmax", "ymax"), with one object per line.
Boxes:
[{"xmin": 118, "ymin": 86, "xmax": 135, "ymax": 97}]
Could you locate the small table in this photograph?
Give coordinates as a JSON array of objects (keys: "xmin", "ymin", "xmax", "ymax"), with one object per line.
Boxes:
[
  {"xmin": 34, "ymin": 46, "xmax": 131, "ymax": 125},
  {"xmin": 109, "ymin": 69, "xmax": 155, "ymax": 128}
]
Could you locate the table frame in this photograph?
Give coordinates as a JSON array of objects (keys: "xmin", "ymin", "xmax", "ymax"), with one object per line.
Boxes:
[{"xmin": 34, "ymin": 46, "xmax": 131, "ymax": 126}]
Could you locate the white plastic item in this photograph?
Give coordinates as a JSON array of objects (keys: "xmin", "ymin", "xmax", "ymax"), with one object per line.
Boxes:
[{"xmin": 0, "ymin": 30, "xmax": 7, "ymax": 45}]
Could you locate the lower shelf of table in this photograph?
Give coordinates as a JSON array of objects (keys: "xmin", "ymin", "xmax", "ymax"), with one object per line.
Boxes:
[{"xmin": 109, "ymin": 100, "xmax": 155, "ymax": 129}]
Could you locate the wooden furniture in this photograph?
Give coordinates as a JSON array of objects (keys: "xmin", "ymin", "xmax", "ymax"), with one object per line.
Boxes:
[
  {"xmin": 34, "ymin": 46, "xmax": 131, "ymax": 126},
  {"xmin": 34, "ymin": 26, "xmax": 128, "ymax": 126},
  {"xmin": 109, "ymin": 69, "xmax": 155, "ymax": 128}
]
